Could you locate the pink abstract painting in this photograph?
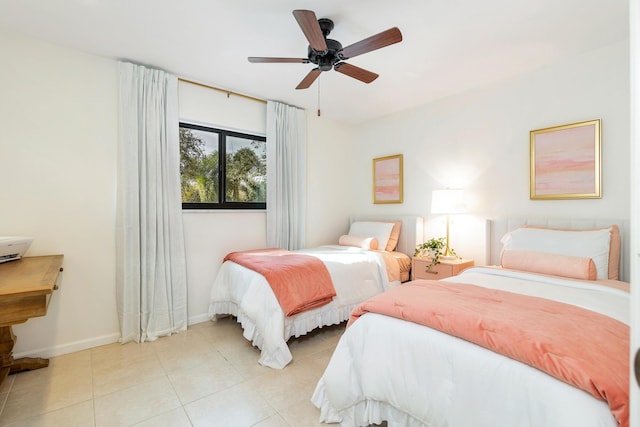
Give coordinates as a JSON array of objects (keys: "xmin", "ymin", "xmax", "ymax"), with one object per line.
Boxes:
[
  {"xmin": 532, "ymin": 121, "xmax": 600, "ymax": 198},
  {"xmin": 373, "ymin": 155, "xmax": 403, "ymax": 203}
]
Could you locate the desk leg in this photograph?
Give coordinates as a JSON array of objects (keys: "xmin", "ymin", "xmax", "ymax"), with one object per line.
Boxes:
[{"xmin": 0, "ymin": 326, "xmax": 49, "ymax": 384}]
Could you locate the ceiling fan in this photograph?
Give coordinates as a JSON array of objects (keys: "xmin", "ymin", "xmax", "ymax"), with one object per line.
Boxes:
[{"xmin": 248, "ymin": 10, "xmax": 403, "ymax": 90}]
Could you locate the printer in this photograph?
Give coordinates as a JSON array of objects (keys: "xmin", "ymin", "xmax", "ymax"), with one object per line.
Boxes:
[{"xmin": 0, "ymin": 237, "xmax": 34, "ymax": 263}]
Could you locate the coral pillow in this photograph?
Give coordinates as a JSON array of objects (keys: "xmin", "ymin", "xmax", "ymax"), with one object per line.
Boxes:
[
  {"xmin": 338, "ymin": 235, "xmax": 379, "ymax": 250},
  {"xmin": 501, "ymin": 249, "xmax": 597, "ymax": 280},
  {"xmin": 501, "ymin": 227, "xmax": 611, "ymax": 280}
]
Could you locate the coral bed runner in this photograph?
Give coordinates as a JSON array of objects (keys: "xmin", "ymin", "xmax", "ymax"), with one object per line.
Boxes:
[{"xmin": 224, "ymin": 248, "xmax": 336, "ymax": 316}]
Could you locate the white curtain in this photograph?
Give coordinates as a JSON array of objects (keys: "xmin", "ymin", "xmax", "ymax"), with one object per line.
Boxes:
[
  {"xmin": 116, "ymin": 61, "xmax": 188, "ymax": 343},
  {"xmin": 266, "ymin": 101, "xmax": 307, "ymax": 250}
]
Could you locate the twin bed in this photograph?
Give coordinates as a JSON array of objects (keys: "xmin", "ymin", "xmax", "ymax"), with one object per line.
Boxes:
[
  {"xmin": 208, "ymin": 215, "xmax": 422, "ymax": 369},
  {"xmin": 208, "ymin": 216, "xmax": 629, "ymax": 427},
  {"xmin": 312, "ymin": 218, "xmax": 630, "ymax": 427}
]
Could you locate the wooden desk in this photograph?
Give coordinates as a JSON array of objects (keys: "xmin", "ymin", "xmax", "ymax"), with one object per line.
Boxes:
[{"xmin": 0, "ymin": 255, "xmax": 63, "ymax": 386}]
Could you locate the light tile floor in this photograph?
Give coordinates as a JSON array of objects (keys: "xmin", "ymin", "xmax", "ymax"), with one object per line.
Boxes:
[{"xmin": 0, "ymin": 317, "xmax": 346, "ymax": 426}]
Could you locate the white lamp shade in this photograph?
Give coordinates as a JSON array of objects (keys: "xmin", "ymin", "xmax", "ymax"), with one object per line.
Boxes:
[{"xmin": 431, "ymin": 189, "xmax": 466, "ymax": 214}]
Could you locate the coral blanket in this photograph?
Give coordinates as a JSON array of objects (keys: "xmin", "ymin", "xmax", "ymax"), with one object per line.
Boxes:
[
  {"xmin": 349, "ymin": 280, "xmax": 629, "ymax": 427},
  {"xmin": 224, "ymin": 248, "xmax": 336, "ymax": 316}
]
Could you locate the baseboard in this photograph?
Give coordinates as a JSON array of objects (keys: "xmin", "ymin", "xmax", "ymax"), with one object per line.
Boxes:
[
  {"xmin": 188, "ymin": 313, "xmax": 210, "ymax": 325},
  {"xmin": 13, "ymin": 313, "xmax": 212, "ymax": 360},
  {"xmin": 13, "ymin": 333, "xmax": 121, "ymax": 360}
]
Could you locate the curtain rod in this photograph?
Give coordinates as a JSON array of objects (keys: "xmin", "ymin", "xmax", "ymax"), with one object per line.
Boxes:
[{"xmin": 178, "ymin": 78, "xmax": 267, "ymax": 104}]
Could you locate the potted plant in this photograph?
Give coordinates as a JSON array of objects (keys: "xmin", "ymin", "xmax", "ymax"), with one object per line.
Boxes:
[{"xmin": 414, "ymin": 237, "xmax": 456, "ymax": 271}]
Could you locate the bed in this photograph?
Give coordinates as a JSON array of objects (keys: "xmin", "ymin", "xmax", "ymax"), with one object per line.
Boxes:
[
  {"xmin": 311, "ymin": 218, "xmax": 630, "ymax": 427},
  {"xmin": 208, "ymin": 215, "xmax": 423, "ymax": 369}
]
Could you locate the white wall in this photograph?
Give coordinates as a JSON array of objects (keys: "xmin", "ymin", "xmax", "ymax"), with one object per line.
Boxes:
[
  {"xmin": 305, "ymin": 114, "xmax": 358, "ymax": 247},
  {"xmin": 351, "ymin": 41, "xmax": 630, "ymax": 264},
  {"xmin": 0, "ymin": 29, "xmax": 120, "ymax": 357},
  {"xmin": 182, "ymin": 210, "xmax": 267, "ymax": 323}
]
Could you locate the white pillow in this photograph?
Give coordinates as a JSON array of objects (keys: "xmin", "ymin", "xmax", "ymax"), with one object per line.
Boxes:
[
  {"xmin": 348, "ymin": 221, "xmax": 395, "ymax": 251},
  {"xmin": 500, "ymin": 227, "xmax": 612, "ymax": 280}
]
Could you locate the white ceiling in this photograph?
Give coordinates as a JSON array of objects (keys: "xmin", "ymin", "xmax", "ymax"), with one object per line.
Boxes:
[{"xmin": 0, "ymin": 0, "xmax": 629, "ymax": 124}]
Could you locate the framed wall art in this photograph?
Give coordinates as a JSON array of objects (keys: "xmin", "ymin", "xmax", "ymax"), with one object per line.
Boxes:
[
  {"xmin": 530, "ymin": 119, "xmax": 601, "ymax": 200},
  {"xmin": 373, "ymin": 154, "xmax": 403, "ymax": 204}
]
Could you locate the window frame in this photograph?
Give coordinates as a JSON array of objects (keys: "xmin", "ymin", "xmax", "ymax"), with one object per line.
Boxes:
[{"xmin": 179, "ymin": 122, "xmax": 266, "ymax": 210}]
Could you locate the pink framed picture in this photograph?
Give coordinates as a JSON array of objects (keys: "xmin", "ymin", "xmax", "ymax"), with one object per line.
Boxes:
[
  {"xmin": 530, "ymin": 119, "xmax": 601, "ymax": 200},
  {"xmin": 373, "ymin": 154, "xmax": 403, "ymax": 204}
]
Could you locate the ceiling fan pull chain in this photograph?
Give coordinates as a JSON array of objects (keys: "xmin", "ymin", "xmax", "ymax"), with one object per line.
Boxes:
[{"xmin": 317, "ymin": 77, "xmax": 321, "ymax": 117}]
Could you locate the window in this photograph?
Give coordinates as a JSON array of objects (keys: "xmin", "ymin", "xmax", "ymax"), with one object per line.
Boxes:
[{"xmin": 179, "ymin": 122, "xmax": 266, "ymax": 209}]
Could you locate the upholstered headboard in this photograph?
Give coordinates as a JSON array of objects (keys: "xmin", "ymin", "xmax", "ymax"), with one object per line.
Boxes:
[
  {"xmin": 489, "ymin": 218, "xmax": 629, "ymax": 282},
  {"xmin": 349, "ymin": 215, "xmax": 424, "ymax": 257}
]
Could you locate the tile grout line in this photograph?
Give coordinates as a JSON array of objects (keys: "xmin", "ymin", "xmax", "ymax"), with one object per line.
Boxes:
[
  {"xmin": 89, "ymin": 347, "xmax": 97, "ymax": 427},
  {"xmin": 0, "ymin": 376, "xmax": 14, "ymax": 421},
  {"xmin": 157, "ymin": 343, "xmax": 194, "ymax": 426}
]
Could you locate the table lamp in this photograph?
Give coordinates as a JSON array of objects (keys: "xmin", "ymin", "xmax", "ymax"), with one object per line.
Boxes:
[{"xmin": 431, "ymin": 189, "xmax": 466, "ymax": 259}]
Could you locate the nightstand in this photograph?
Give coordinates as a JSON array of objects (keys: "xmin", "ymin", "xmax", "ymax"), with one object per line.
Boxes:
[{"xmin": 411, "ymin": 257, "xmax": 474, "ymax": 280}]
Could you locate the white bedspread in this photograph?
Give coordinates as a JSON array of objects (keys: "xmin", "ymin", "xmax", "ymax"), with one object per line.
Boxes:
[
  {"xmin": 208, "ymin": 245, "xmax": 396, "ymax": 369},
  {"xmin": 311, "ymin": 267, "xmax": 629, "ymax": 427}
]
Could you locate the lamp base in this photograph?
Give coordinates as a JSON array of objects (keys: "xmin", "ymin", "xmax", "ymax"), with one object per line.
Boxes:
[{"xmin": 442, "ymin": 244, "xmax": 457, "ymax": 260}]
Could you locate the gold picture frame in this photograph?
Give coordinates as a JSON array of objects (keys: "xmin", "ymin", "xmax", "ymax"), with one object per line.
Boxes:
[
  {"xmin": 373, "ymin": 154, "xmax": 403, "ymax": 204},
  {"xmin": 530, "ymin": 119, "xmax": 601, "ymax": 200}
]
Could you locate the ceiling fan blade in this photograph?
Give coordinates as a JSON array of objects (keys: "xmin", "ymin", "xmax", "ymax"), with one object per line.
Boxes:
[
  {"xmin": 340, "ymin": 27, "xmax": 403, "ymax": 60},
  {"xmin": 248, "ymin": 57, "xmax": 309, "ymax": 63},
  {"xmin": 292, "ymin": 10, "xmax": 328, "ymax": 52},
  {"xmin": 334, "ymin": 62, "xmax": 379, "ymax": 84},
  {"xmin": 296, "ymin": 68, "xmax": 322, "ymax": 90}
]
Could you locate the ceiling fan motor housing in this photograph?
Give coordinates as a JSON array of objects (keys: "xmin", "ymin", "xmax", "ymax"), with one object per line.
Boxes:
[{"xmin": 308, "ymin": 38, "xmax": 343, "ymax": 71}]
